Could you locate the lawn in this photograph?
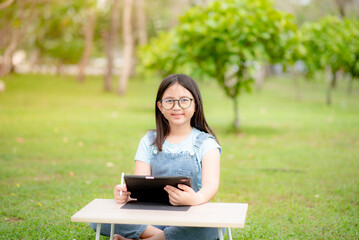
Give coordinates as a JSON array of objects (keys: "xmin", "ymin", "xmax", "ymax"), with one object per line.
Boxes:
[{"xmin": 0, "ymin": 73, "xmax": 358, "ymax": 239}]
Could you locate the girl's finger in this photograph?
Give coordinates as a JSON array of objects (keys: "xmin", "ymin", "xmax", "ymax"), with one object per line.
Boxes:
[
  {"xmin": 166, "ymin": 187, "xmax": 181, "ymax": 198},
  {"xmin": 177, "ymin": 184, "xmax": 192, "ymax": 192},
  {"xmin": 168, "ymin": 195, "xmax": 179, "ymax": 206}
]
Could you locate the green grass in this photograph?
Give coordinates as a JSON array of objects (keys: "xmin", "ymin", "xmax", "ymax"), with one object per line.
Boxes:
[{"xmin": 0, "ymin": 73, "xmax": 358, "ymax": 239}]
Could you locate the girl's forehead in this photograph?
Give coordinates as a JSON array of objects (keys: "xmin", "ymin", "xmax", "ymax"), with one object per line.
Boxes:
[{"xmin": 162, "ymin": 83, "xmax": 193, "ymax": 98}]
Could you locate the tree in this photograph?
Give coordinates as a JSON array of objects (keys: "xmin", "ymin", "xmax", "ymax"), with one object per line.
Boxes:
[
  {"xmin": 135, "ymin": 0, "xmax": 148, "ymax": 45},
  {"xmin": 104, "ymin": 0, "xmax": 120, "ymax": 91},
  {"xmin": 118, "ymin": 0, "xmax": 134, "ymax": 95},
  {"xmin": 301, "ymin": 16, "xmax": 353, "ymax": 104},
  {"xmin": 0, "ymin": 0, "xmax": 14, "ymax": 10},
  {"xmin": 139, "ymin": 0, "xmax": 298, "ymax": 130},
  {"xmin": 77, "ymin": 1, "xmax": 98, "ymax": 82},
  {"xmin": 137, "ymin": 30, "xmax": 181, "ymax": 78},
  {"xmin": 342, "ymin": 18, "xmax": 359, "ymax": 94},
  {"xmin": 0, "ymin": 0, "xmax": 42, "ymax": 77},
  {"xmin": 32, "ymin": 1, "xmax": 86, "ymax": 74},
  {"xmin": 335, "ymin": 0, "xmax": 354, "ymax": 18},
  {"xmin": 274, "ymin": 0, "xmax": 359, "ymax": 26}
]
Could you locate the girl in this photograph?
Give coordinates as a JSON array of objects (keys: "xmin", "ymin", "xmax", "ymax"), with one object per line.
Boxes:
[{"xmin": 92, "ymin": 74, "xmax": 221, "ymax": 240}]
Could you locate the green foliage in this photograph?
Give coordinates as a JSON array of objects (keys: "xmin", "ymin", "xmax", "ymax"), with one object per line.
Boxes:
[
  {"xmin": 137, "ymin": 31, "xmax": 181, "ymax": 77},
  {"xmin": 342, "ymin": 18, "xmax": 359, "ymax": 79},
  {"xmin": 34, "ymin": 1, "xmax": 85, "ymax": 64},
  {"xmin": 300, "ymin": 16, "xmax": 358, "ymax": 77},
  {"xmin": 174, "ymin": 0, "xmax": 298, "ymax": 99},
  {"xmin": 0, "ymin": 1, "xmax": 47, "ymax": 53},
  {"xmin": 138, "ymin": 0, "xmax": 298, "ymax": 129},
  {"xmin": 139, "ymin": 0, "xmax": 299, "ymax": 97}
]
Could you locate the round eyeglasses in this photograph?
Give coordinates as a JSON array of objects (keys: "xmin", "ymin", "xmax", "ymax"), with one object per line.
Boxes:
[{"xmin": 159, "ymin": 97, "xmax": 194, "ymax": 110}]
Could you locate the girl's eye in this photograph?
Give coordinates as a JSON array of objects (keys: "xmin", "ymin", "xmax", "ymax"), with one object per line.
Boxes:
[
  {"xmin": 180, "ymin": 98, "xmax": 189, "ymax": 103},
  {"xmin": 164, "ymin": 99, "xmax": 173, "ymax": 103}
]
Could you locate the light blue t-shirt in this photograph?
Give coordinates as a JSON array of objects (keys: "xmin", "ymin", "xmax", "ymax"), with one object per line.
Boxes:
[{"xmin": 134, "ymin": 128, "xmax": 222, "ymax": 166}]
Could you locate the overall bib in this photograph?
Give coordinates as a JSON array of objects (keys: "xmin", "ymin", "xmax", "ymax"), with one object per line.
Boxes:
[{"xmin": 91, "ymin": 132, "xmax": 220, "ymax": 240}]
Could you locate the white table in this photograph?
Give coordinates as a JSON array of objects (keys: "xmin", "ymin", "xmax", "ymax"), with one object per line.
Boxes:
[{"xmin": 71, "ymin": 199, "xmax": 248, "ymax": 240}]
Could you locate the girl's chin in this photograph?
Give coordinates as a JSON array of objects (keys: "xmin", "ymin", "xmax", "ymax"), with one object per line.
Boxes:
[{"xmin": 169, "ymin": 119, "xmax": 190, "ymax": 127}]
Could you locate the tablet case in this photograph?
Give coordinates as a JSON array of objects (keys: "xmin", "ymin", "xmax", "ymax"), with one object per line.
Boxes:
[{"xmin": 124, "ymin": 175, "xmax": 192, "ymax": 204}]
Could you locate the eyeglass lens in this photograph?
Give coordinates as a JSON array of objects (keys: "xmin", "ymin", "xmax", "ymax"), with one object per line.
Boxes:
[{"xmin": 161, "ymin": 98, "xmax": 193, "ymax": 110}]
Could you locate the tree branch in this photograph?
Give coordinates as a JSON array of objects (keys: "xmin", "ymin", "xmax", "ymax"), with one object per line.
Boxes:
[{"xmin": 0, "ymin": 0, "xmax": 14, "ymax": 10}]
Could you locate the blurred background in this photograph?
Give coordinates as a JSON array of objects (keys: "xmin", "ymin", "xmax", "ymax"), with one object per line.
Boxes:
[
  {"xmin": 1, "ymin": 0, "xmax": 358, "ymax": 103},
  {"xmin": 0, "ymin": 0, "xmax": 359, "ymax": 239}
]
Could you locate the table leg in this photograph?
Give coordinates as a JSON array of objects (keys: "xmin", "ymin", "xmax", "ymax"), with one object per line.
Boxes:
[
  {"xmin": 95, "ymin": 223, "xmax": 102, "ymax": 240},
  {"xmin": 218, "ymin": 227, "xmax": 224, "ymax": 240},
  {"xmin": 227, "ymin": 227, "xmax": 233, "ymax": 240},
  {"xmin": 110, "ymin": 223, "xmax": 115, "ymax": 240}
]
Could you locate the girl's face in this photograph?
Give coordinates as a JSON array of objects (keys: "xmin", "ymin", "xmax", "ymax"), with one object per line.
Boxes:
[{"xmin": 157, "ymin": 83, "xmax": 195, "ymax": 130}]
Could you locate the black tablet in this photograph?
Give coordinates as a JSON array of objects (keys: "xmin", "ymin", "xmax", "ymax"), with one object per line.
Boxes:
[{"xmin": 124, "ymin": 175, "xmax": 192, "ymax": 204}]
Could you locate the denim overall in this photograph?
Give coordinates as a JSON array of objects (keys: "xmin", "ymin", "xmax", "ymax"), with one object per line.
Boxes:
[{"xmin": 91, "ymin": 131, "xmax": 220, "ymax": 240}]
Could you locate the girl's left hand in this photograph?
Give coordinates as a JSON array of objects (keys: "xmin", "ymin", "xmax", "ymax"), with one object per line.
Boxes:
[{"xmin": 164, "ymin": 184, "xmax": 200, "ymax": 206}]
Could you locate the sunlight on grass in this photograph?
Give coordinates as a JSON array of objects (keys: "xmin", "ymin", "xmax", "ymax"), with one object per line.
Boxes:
[{"xmin": 0, "ymin": 74, "xmax": 358, "ymax": 239}]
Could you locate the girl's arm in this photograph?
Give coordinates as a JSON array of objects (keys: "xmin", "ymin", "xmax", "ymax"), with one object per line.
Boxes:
[
  {"xmin": 134, "ymin": 160, "xmax": 151, "ymax": 175},
  {"xmin": 164, "ymin": 148, "xmax": 220, "ymax": 206},
  {"xmin": 197, "ymin": 148, "xmax": 220, "ymax": 204}
]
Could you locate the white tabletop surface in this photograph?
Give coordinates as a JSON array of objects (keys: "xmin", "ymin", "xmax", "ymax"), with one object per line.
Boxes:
[{"xmin": 71, "ymin": 199, "xmax": 248, "ymax": 228}]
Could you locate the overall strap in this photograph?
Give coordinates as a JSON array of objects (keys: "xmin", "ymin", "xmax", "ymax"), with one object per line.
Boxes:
[
  {"xmin": 147, "ymin": 130, "xmax": 157, "ymax": 144},
  {"xmin": 147, "ymin": 130, "xmax": 158, "ymax": 154},
  {"xmin": 193, "ymin": 132, "xmax": 213, "ymax": 150}
]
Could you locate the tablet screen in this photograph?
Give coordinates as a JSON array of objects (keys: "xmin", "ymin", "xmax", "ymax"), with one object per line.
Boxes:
[{"xmin": 124, "ymin": 175, "xmax": 192, "ymax": 204}]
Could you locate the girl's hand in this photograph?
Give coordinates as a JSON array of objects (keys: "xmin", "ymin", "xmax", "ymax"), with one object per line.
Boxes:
[
  {"xmin": 164, "ymin": 184, "xmax": 202, "ymax": 206},
  {"xmin": 114, "ymin": 184, "xmax": 131, "ymax": 204}
]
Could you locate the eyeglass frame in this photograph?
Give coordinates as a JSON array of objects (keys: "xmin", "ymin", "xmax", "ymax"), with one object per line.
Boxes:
[{"xmin": 159, "ymin": 97, "xmax": 194, "ymax": 110}]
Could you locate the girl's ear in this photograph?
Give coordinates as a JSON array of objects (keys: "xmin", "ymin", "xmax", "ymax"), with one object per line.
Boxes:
[{"xmin": 157, "ymin": 101, "xmax": 163, "ymax": 113}]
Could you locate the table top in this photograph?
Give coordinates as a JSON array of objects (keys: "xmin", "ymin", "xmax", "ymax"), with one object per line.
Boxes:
[{"xmin": 71, "ymin": 199, "xmax": 248, "ymax": 228}]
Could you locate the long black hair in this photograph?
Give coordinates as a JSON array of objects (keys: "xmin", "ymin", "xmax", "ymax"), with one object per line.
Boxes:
[{"xmin": 153, "ymin": 74, "xmax": 218, "ymax": 151}]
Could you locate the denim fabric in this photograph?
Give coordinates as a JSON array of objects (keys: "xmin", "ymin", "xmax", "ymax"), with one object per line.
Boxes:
[
  {"xmin": 90, "ymin": 132, "xmax": 220, "ymax": 240},
  {"xmin": 149, "ymin": 132, "xmax": 220, "ymax": 240}
]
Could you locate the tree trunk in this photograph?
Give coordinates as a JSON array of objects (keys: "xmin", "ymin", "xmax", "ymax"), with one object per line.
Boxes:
[
  {"xmin": 135, "ymin": 0, "xmax": 147, "ymax": 45},
  {"xmin": 0, "ymin": 32, "xmax": 18, "ymax": 77},
  {"xmin": 170, "ymin": 1, "xmax": 181, "ymax": 28},
  {"xmin": 233, "ymin": 96, "xmax": 240, "ymax": 131},
  {"xmin": 326, "ymin": 70, "xmax": 336, "ymax": 105},
  {"xmin": 118, "ymin": 0, "xmax": 134, "ymax": 95},
  {"xmin": 170, "ymin": 0, "xmax": 191, "ymax": 29},
  {"xmin": 0, "ymin": 2, "xmax": 22, "ymax": 77},
  {"xmin": 347, "ymin": 75, "xmax": 353, "ymax": 94},
  {"xmin": 0, "ymin": 0, "xmax": 38, "ymax": 77},
  {"xmin": 29, "ymin": 49, "xmax": 40, "ymax": 73},
  {"xmin": 0, "ymin": 0, "xmax": 14, "ymax": 10},
  {"xmin": 255, "ymin": 63, "xmax": 270, "ymax": 91},
  {"xmin": 56, "ymin": 61, "xmax": 63, "ymax": 75},
  {"xmin": 77, "ymin": 11, "xmax": 96, "ymax": 82},
  {"xmin": 104, "ymin": 0, "xmax": 120, "ymax": 91},
  {"xmin": 335, "ymin": 0, "xmax": 346, "ymax": 18}
]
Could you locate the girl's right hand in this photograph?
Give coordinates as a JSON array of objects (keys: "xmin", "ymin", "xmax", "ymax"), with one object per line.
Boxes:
[{"xmin": 114, "ymin": 184, "xmax": 131, "ymax": 204}]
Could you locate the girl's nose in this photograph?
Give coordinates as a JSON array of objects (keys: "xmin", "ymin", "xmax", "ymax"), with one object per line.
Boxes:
[{"xmin": 173, "ymin": 100, "xmax": 181, "ymax": 110}]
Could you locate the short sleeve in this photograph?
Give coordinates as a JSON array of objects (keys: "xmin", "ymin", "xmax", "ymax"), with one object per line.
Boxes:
[
  {"xmin": 134, "ymin": 134, "xmax": 152, "ymax": 164},
  {"xmin": 198, "ymin": 137, "xmax": 222, "ymax": 162}
]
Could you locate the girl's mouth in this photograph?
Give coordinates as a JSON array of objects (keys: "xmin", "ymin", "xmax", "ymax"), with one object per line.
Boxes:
[{"xmin": 171, "ymin": 113, "xmax": 184, "ymax": 119}]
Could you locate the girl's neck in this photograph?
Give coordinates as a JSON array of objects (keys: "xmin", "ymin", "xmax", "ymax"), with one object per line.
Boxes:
[{"xmin": 166, "ymin": 125, "xmax": 193, "ymax": 144}]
